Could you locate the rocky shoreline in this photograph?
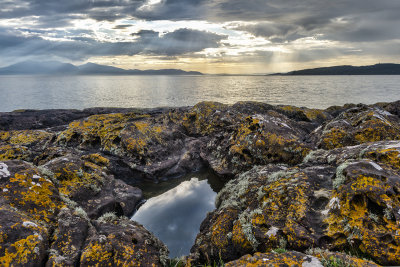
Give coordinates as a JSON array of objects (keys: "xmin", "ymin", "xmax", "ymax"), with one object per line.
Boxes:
[{"xmin": 1, "ymin": 100, "xmax": 400, "ymax": 266}]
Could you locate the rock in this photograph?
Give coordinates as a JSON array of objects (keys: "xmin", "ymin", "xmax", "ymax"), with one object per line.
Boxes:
[
  {"xmin": 0, "ymin": 107, "xmax": 146, "ymax": 131},
  {"xmin": 56, "ymin": 112, "xmax": 205, "ymax": 181},
  {"xmin": 80, "ymin": 216, "xmax": 168, "ymax": 266},
  {"xmin": 200, "ymin": 110, "xmax": 311, "ymax": 177},
  {"xmin": 0, "ymin": 160, "xmax": 63, "ymax": 225},
  {"xmin": 43, "ymin": 154, "xmax": 142, "ymax": 219},
  {"xmin": 310, "ymin": 106, "xmax": 400, "ymax": 149},
  {"xmin": 275, "ymin": 105, "xmax": 332, "ymax": 124},
  {"xmin": 2, "ymin": 100, "xmax": 400, "ymax": 266},
  {"xmin": 46, "ymin": 208, "xmax": 89, "ymax": 266},
  {"xmin": 191, "ymin": 140, "xmax": 400, "ymax": 265},
  {"xmin": 324, "ymin": 159, "xmax": 400, "ymax": 265},
  {"xmin": 189, "ymin": 164, "xmax": 336, "ymax": 264},
  {"xmin": 0, "ymin": 130, "xmax": 55, "ymax": 161},
  {"xmin": 0, "ymin": 204, "xmax": 49, "ymax": 267},
  {"xmin": 225, "ymin": 251, "xmax": 321, "ymax": 267},
  {"xmin": 224, "ymin": 251, "xmax": 379, "ymax": 267}
]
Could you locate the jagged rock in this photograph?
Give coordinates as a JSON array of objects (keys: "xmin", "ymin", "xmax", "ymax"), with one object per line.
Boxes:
[
  {"xmin": 324, "ymin": 159, "xmax": 400, "ymax": 265},
  {"xmin": 80, "ymin": 216, "xmax": 168, "ymax": 266},
  {"xmin": 224, "ymin": 251, "xmax": 379, "ymax": 267},
  {"xmin": 0, "ymin": 107, "xmax": 148, "ymax": 131},
  {"xmin": 0, "ymin": 204, "xmax": 49, "ymax": 266},
  {"xmin": 275, "ymin": 105, "xmax": 332, "ymax": 124},
  {"xmin": 189, "ymin": 165, "xmax": 336, "ymax": 264},
  {"xmin": 2, "ymin": 100, "xmax": 400, "ymax": 266},
  {"xmin": 310, "ymin": 106, "xmax": 400, "ymax": 149},
  {"xmin": 0, "ymin": 160, "xmax": 63, "ymax": 225},
  {"xmin": 56, "ymin": 112, "xmax": 205, "ymax": 181},
  {"xmin": 43, "ymin": 154, "xmax": 142, "ymax": 219},
  {"xmin": 46, "ymin": 208, "xmax": 89, "ymax": 267},
  {"xmin": 190, "ymin": 141, "xmax": 400, "ymax": 265},
  {"xmin": 0, "ymin": 130, "xmax": 55, "ymax": 161}
]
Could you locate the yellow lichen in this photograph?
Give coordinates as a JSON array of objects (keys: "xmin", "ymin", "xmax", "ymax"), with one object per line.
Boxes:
[
  {"xmin": 0, "ymin": 234, "xmax": 43, "ymax": 266},
  {"xmin": 0, "ymin": 130, "xmax": 53, "ymax": 146},
  {"xmin": 6, "ymin": 171, "xmax": 62, "ymax": 224},
  {"xmin": 320, "ymin": 128, "xmax": 348, "ymax": 149},
  {"xmin": 57, "ymin": 113, "xmax": 147, "ymax": 151}
]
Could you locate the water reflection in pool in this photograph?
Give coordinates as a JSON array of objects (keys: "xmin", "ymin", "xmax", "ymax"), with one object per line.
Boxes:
[{"xmin": 131, "ymin": 177, "xmax": 217, "ymax": 258}]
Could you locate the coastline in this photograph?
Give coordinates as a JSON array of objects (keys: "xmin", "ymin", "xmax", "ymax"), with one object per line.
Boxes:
[{"xmin": 1, "ymin": 100, "xmax": 400, "ymax": 266}]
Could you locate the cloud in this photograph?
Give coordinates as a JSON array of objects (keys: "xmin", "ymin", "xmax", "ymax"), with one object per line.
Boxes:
[
  {"xmin": 0, "ymin": 27, "xmax": 227, "ymax": 62},
  {"xmin": 0, "ymin": 0, "xmax": 399, "ymax": 71}
]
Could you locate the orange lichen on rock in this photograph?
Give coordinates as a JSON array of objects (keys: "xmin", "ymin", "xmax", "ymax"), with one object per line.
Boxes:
[
  {"xmin": 320, "ymin": 128, "xmax": 348, "ymax": 149},
  {"xmin": 0, "ymin": 162, "xmax": 62, "ymax": 224},
  {"xmin": 57, "ymin": 112, "xmax": 145, "ymax": 151},
  {"xmin": 325, "ymin": 160, "xmax": 400, "ymax": 265},
  {"xmin": 121, "ymin": 120, "xmax": 165, "ymax": 156},
  {"xmin": 0, "ymin": 205, "xmax": 49, "ymax": 267},
  {"xmin": 229, "ymin": 115, "xmax": 310, "ymax": 166},
  {"xmin": 0, "ymin": 130, "xmax": 53, "ymax": 146},
  {"xmin": 0, "ymin": 144, "xmax": 30, "ymax": 160},
  {"xmin": 182, "ymin": 101, "xmax": 230, "ymax": 135},
  {"xmin": 51, "ymin": 159, "xmax": 105, "ymax": 197}
]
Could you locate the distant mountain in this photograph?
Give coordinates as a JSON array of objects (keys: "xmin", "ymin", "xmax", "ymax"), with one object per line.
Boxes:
[
  {"xmin": 0, "ymin": 61, "xmax": 78, "ymax": 75},
  {"xmin": 78, "ymin": 62, "xmax": 129, "ymax": 74},
  {"xmin": 272, "ymin": 63, "xmax": 400, "ymax": 75},
  {"xmin": 0, "ymin": 61, "xmax": 203, "ymax": 75}
]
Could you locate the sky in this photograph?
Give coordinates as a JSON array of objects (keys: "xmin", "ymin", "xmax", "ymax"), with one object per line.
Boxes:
[{"xmin": 0, "ymin": 0, "xmax": 399, "ymax": 74}]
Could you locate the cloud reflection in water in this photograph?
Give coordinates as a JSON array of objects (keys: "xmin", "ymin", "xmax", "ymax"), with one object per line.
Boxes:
[{"xmin": 131, "ymin": 178, "xmax": 216, "ymax": 257}]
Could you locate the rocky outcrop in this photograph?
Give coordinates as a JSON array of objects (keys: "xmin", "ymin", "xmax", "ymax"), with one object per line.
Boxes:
[
  {"xmin": 0, "ymin": 160, "xmax": 166, "ymax": 266},
  {"xmin": 1, "ymin": 100, "xmax": 400, "ymax": 266},
  {"xmin": 224, "ymin": 251, "xmax": 379, "ymax": 267}
]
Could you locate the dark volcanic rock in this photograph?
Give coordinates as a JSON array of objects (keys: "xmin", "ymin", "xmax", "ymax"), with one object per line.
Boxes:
[
  {"xmin": 0, "ymin": 204, "xmax": 49, "ymax": 266},
  {"xmin": 43, "ymin": 154, "xmax": 142, "ymax": 219},
  {"xmin": 47, "ymin": 207, "xmax": 89, "ymax": 266},
  {"xmin": 224, "ymin": 251, "xmax": 379, "ymax": 267},
  {"xmin": 310, "ymin": 106, "xmax": 400, "ymax": 149},
  {"xmin": 80, "ymin": 216, "xmax": 168, "ymax": 266},
  {"xmin": 2, "ymin": 100, "xmax": 400, "ymax": 266}
]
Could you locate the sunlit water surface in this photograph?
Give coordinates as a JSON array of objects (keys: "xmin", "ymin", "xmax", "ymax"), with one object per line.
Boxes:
[
  {"xmin": 131, "ymin": 177, "xmax": 219, "ymax": 257},
  {"xmin": 1, "ymin": 75, "xmax": 400, "ymax": 111}
]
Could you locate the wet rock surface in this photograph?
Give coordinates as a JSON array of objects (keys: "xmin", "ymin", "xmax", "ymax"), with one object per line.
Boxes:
[{"xmin": 0, "ymin": 100, "xmax": 400, "ymax": 266}]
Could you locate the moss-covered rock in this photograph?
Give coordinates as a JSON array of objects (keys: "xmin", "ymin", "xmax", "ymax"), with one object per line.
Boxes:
[
  {"xmin": 0, "ymin": 204, "xmax": 49, "ymax": 267},
  {"xmin": 47, "ymin": 207, "xmax": 90, "ymax": 267},
  {"xmin": 224, "ymin": 250, "xmax": 379, "ymax": 267},
  {"xmin": 43, "ymin": 155, "xmax": 142, "ymax": 219},
  {"xmin": 189, "ymin": 165, "xmax": 335, "ymax": 264},
  {"xmin": 324, "ymin": 160, "xmax": 400, "ymax": 265},
  {"xmin": 80, "ymin": 216, "xmax": 168, "ymax": 267},
  {"xmin": 2, "ymin": 100, "xmax": 400, "ymax": 266},
  {"xmin": 276, "ymin": 105, "xmax": 332, "ymax": 123},
  {"xmin": 311, "ymin": 106, "xmax": 400, "ymax": 149},
  {"xmin": 202, "ymin": 112, "xmax": 311, "ymax": 177},
  {"xmin": 0, "ymin": 160, "xmax": 63, "ymax": 225}
]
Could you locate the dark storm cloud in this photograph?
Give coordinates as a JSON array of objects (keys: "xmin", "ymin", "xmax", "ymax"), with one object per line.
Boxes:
[
  {"xmin": 0, "ymin": 27, "xmax": 227, "ymax": 61},
  {"xmin": 0, "ymin": 0, "xmax": 144, "ymax": 24},
  {"xmin": 140, "ymin": 28, "xmax": 227, "ymax": 55},
  {"xmin": 1, "ymin": 0, "xmax": 399, "ymax": 66},
  {"xmin": 222, "ymin": 0, "xmax": 400, "ymax": 44},
  {"xmin": 2, "ymin": 0, "xmax": 400, "ymax": 44}
]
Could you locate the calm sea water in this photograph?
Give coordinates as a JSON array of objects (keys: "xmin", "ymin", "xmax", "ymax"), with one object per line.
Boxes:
[
  {"xmin": 1, "ymin": 75, "xmax": 400, "ymax": 112},
  {"xmin": 132, "ymin": 177, "xmax": 217, "ymax": 258}
]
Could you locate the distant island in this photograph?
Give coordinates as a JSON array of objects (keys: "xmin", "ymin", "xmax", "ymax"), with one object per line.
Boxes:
[
  {"xmin": 0, "ymin": 61, "xmax": 203, "ymax": 75},
  {"xmin": 272, "ymin": 63, "xmax": 400, "ymax": 75}
]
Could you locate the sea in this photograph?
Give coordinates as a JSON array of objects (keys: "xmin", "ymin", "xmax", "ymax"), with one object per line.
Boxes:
[{"xmin": 1, "ymin": 75, "xmax": 400, "ymax": 112}]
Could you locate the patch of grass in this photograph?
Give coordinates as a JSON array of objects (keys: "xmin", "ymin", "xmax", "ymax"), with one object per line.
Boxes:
[
  {"xmin": 272, "ymin": 248, "xmax": 287, "ymax": 254},
  {"xmin": 168, "ymin": 257, "xmax": 185, "ymax": 267},
  {"xmin": 321, "ymin": 256, "xmax": 350, "ymax": 267}
]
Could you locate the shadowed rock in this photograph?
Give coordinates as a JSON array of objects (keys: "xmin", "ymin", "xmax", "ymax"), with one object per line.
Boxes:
[{"xmin": 1, "ymin": 100, "xmax": 400, "ymax": 266}]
